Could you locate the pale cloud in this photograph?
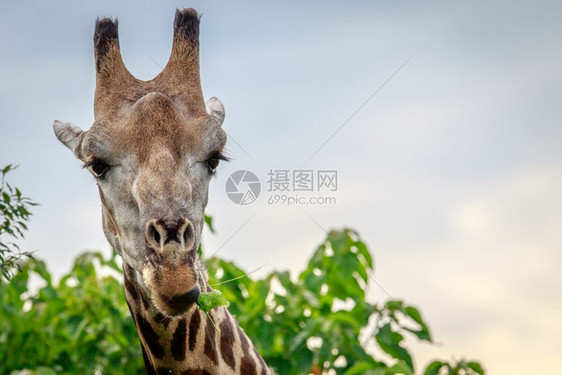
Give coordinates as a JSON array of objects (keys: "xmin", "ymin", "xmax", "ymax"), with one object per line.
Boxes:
[{"xmin": 393, "ymin": 166, "xmax": 562, "ymax": 373}]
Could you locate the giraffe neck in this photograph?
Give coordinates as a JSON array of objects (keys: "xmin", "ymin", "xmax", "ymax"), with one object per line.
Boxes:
[{"xmin": 123, "ymin": 262, "xmax": 270, "ymax": 375}]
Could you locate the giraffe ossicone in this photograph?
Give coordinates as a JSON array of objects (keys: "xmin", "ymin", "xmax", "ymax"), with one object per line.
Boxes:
[{"xmin": 53, "ymin": 8, "xmax": 271, "ymax": 374}]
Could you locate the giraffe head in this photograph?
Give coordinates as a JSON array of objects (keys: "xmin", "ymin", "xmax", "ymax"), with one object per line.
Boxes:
[{"xmin": 53, "ymin": 9, "xmax": 226, "ymax": 316}]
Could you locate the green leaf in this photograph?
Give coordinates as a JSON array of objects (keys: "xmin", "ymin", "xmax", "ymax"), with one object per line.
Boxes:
[
  {"xmin": 375, "ymin": 324, "xmax": 413, "ymax": 371},
  {"xmin": 404, "ymin": 306, "xmax": 432, "ymax": 342},
  {"xmin": 467, "ymin": 361, "xmax": 485, "ymax": 374},
  {"xmin": 385, "ymin": 300, "xmax": 404, "ymax": 311},
  {"xmin": 387, "ymin": 361, "xmax": 413, "ymax": 374},
  {"xmin": 345, "ymin": 361, "xmax": 378, "ymax": 375},
  {"xmin": 1, "ymin": 164, "xmax": 13, "ymax": 175},
  {"xmin": 354, "ymin": 240, "xmax": 373, "ymax": 269},
  {"xmin": 197, "ymin": 289, "xmax": 228, "ymax": 312},
  {"xmin": 403, "ymin": 327, "xmax": 431, "ymax": 342},
  {"xmin": 204, "ymin": 215, "xmax": 215, "ymax": 233},
  {"xmin": 423, "ymin": 361, "xmax": 444, "ymax": 375}
]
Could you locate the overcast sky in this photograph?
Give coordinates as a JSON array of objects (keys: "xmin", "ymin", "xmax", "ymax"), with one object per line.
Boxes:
[{"xmin": 1, "ymin": 1, "xmax": 561, "ymax": 373}]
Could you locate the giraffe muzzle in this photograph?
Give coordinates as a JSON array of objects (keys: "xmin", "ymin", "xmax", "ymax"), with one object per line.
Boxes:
[
  {"xmin": 165, "ymin": 284, "xmax": 201, "ymax": 313},
  {"xmin": 141, "ymin": 216, "xmax": 201, "ymax": 315},
  {"xmin": 142, "ymin": 257, "xmax": 200, "ymax": 316}
]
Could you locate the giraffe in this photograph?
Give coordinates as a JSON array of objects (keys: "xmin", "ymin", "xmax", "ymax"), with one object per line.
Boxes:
[{"xmin": 53, "ymin": 8, "xmax": 271, "ymax": 375}]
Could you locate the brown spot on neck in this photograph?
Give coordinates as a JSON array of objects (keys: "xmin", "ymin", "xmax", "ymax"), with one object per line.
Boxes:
[
  {"xmin": 171, "ymin": 319, "xmax": 187, "ymax": 361},
  {"xmin": 137, "ymin": 313, "xmax": 165, "ymax": 359},
  {"xmin": 203, "ymin": 317, "xmax": 218, "ymax": 366},
  {"xmin": 188, "ymin": 308, "xmax": 201, "ymax": 351},
  {"xmin": 236, "ymin": 323, "xmax": 257, "ymax": 374},
  {"xmin": 219, "ymin": 316, "xmax": 236, "ymax": 370}
]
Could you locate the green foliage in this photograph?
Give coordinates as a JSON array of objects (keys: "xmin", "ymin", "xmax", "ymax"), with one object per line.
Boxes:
[
  {"xmin": 0, "ymin": 165, "xmax": 37, "ymax": 280},
  {"xmin": 424, "ymin": 359, "xmax": 485, "ymax": 375},
  {"xmin": 0, "ymin": 251, "xmax": 144, "ymax": 374},
  {"xmin": 0, "ymin": 222, "xmax": 485, "ymax": 375},
  {"xmin": 204, "ymin": 228, "xmax": 440, "ymax": 375}
]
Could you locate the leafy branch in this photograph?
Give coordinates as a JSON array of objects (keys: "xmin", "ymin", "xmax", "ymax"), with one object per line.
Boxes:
[
  {"xmin": 424, "ymin": 359, "xmax": 485, "ymax": 375},
  {"xmin": 0, "ymin": 164, "xmax": 37, "ymax": 280},
  {"xmin": 205, "ymin": 228, "xmax": 486, "ymax": 375}
]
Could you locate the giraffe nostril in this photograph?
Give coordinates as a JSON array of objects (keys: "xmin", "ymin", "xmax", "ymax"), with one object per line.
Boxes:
[
  {"xmin": 152, "ymin": 226, "xmax": 161, "ymax": 244},
  {"xmin": 146, "ymin": 221, "xmax": 162, "ymax": 247},
  {"xmin": 146, "ymin": 218, "xmax": 194, "ymax": 249},
  {"xmin": 182, "ymin": 222, "xmax": 195, "ymax": 248},
  {"xmin": 183, "ymin": 227, "xmax": 189, "ymax": 245}
]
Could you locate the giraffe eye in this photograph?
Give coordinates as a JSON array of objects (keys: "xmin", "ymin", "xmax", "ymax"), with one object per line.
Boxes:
[
  {"xmin": 205, "ymin": 152, "xmax": 229, "ymax": 174},
  {"xmin": 206, "ymin": 158, "xmax": 220, "ymax": 174},
  {"xmin": 88, "ymin": 159, "xmax": 110, "ymax": 178}
]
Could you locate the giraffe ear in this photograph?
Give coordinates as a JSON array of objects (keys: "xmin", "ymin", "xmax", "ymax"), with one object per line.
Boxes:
[
  {"xmin": 205, "ymin": 97, "xmax": 225, "ymax": 126},
  {"xmin": 53, "ymin": 120, "xmax": 86, "ymax": 158}
]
